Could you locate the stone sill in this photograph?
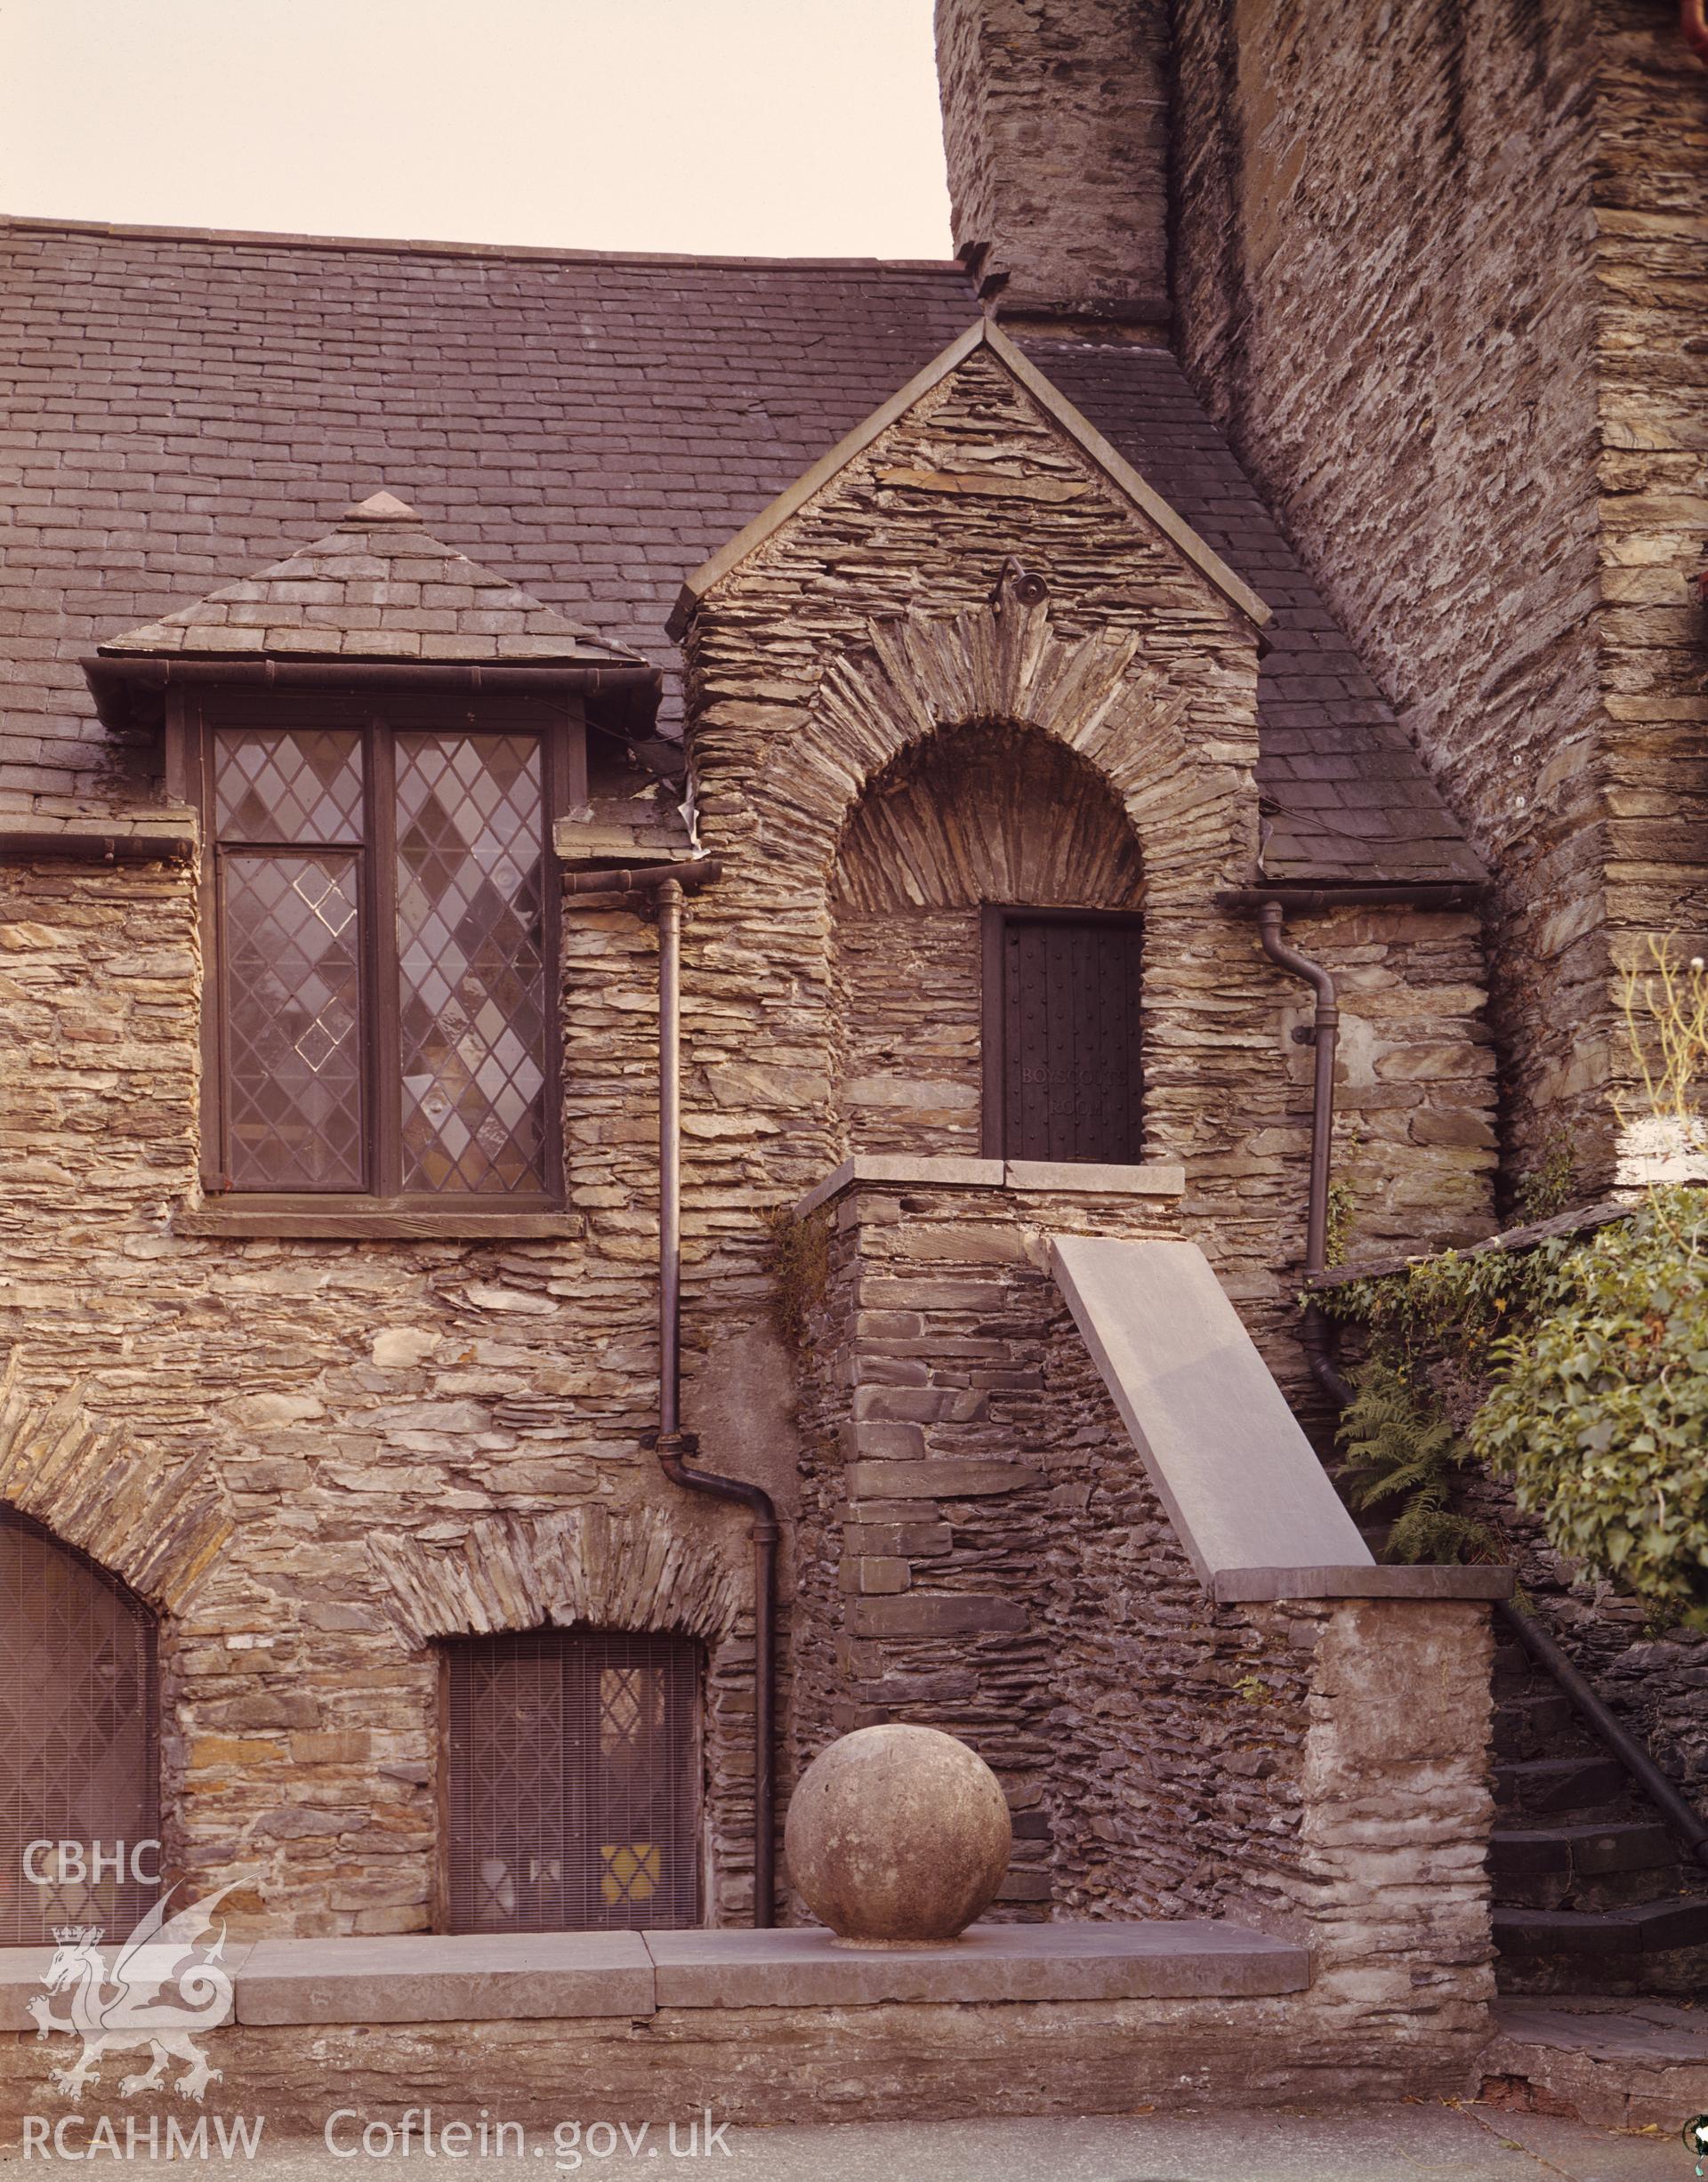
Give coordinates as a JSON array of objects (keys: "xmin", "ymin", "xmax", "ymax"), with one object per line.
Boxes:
[
  {"xmin": 1213, "ymin": 1564, "xmax": 1515, "ymax": 1604},
  {"xmin": 0, "ymin": 1920, "xmax": 1306, "ymax": 2031},
  {"xmin": 174, "ymin": 1204, "xmax": 584, "ymax": 1242},
  {"xmin": 795, "ymin": 1155, "xmax": 1186, "ymax": 1220}
]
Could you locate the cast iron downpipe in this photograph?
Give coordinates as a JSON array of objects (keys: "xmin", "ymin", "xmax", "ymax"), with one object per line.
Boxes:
[
  {"xmin": 563, "ymin": 858, "xmax": 778, "ymax": 1927},
  {"xmin": 1255, "ymin": 900, "xmax": 1353, "ymax": 1405}
]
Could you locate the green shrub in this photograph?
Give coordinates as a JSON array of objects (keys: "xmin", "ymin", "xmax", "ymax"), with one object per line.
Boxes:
[{"xmin": 1470, "ymin": 1188, "xmax": 1708, "ymax": 1628}]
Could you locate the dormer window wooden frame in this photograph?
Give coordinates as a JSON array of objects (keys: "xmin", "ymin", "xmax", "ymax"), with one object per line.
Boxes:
[{"xmin": 166, "ymin": 684, "xmax": 586, "ymax": 1240}]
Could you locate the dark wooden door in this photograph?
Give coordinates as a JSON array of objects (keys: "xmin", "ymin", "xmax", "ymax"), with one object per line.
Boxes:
[{"xmin": 986, "ymin": 911, "xmax": 1144, "ymax": 1163}]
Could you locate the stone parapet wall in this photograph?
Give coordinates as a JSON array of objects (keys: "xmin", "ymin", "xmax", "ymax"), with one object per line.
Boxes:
[
  {"xmin": 786, "ymin": 1169, "xmax": 1498, "ymax": 2074},
  {"xmin": 0, "ymin": 1983, "xmax": 1486, "ymax": 2137},
  {"xmin": 790, "ymin": 1172, "xmax": 1188, "ymax": 1911}
]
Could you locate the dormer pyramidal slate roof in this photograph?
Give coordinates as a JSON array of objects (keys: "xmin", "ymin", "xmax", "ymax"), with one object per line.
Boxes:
[{"xmin": 98, "ymin": 490, "xmax": 644, "ymax": 667}]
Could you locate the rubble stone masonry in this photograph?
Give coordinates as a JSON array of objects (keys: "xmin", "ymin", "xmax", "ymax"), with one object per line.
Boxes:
[
  {"xmin": 936, "ymin": 0, "xmax": 1172, "ymax": 318},
  {"xmin": 0, "ymin": 342, "xmax": 1502, "ymax": 2042},
  {"xmin": 1171, "ymin": 0, "xmax": 1708, "ymax": 1187}
]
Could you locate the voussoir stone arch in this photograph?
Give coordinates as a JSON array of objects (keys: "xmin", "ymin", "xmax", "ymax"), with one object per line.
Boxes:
[
  {"xmin": 747, "ymin": 600, "xmax": 1245, "ymax": 901},
  {"xmin": 367, "ymin": 1502, "xmax": 747, "ymax": 1653},
  {"xmin": 0, "ymin": 1357, "xmax": 232, "ymax": 1612}
]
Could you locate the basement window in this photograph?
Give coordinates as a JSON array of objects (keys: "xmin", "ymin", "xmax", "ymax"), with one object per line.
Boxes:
[
  {"xmin": 981, "ymin": 907, "xmax": 1145, "ymax": 1163},
  {"xmin": 443, "ymin": 1629, "xmax": 702, "ymax": 1935},
  {"xmin": 173, "ymin": 694, "xmax": 581, "ymax": 1236}
]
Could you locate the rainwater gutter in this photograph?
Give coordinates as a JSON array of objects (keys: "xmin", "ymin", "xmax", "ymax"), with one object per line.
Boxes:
[
  {"xmin": 561, "ymin": 858, "xmax": 779, "ymax": 1928},
  {"xmin": 79, "ymin": 655, "xmax": 664, "ymax": 737}
]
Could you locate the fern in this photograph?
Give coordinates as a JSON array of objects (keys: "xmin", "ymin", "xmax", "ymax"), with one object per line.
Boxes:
[{"xmin": 1336, "ymin": 1362, "xmax": 1504, "ymax": 1567}]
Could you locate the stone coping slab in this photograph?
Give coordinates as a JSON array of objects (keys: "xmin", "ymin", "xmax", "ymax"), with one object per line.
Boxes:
[
  {"xmin": 0, "ymin": 1944, "xmax": 253, "ymax": 2032},
  {"xmin": 795, "ymin": 1155, "xmax": 1186, "ymax": 1218},
  {"xmin": 0, "ymin": 1920, "xmax": 1309, "ymax": 2029},
  {"xmin": 643, "ymin": 1920, "xmax": 1308, "ymax": 2009},
  {"xmin": 1051, "ymin": 1235, "xmax": 1374, "ymax": 1588},
  {"xmin": 234, "ymin": 1931, "xmax": 655, "ymax": 2025}
]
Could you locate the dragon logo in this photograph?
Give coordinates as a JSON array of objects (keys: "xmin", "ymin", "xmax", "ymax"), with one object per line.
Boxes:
[{"xmin": 27, "ymin": 1881, "xmax": 240, "ymax": 2105}]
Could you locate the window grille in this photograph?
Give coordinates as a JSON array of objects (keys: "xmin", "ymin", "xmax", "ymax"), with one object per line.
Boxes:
[
  {"xmin": 196, "ymin": 705, "xmax": 566, "ymax": 1205},
  {"xmin": 445, "ymin": 1629, "xmax": 701, "ymax": 1935},
  {"xmin": 0, "ymin": 1508, "xmax": 158, "ymax": 1944}
]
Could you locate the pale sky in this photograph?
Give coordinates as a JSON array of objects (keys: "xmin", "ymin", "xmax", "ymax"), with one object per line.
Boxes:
[{"xmin": 0, "ymin": 0, "xmax": 955, "ymax": 260}]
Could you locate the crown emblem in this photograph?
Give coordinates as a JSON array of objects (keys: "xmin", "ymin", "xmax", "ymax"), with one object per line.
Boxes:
[{"xmin": 50, "ymin": 1924, "xmax": 101, "ymax": 1946}]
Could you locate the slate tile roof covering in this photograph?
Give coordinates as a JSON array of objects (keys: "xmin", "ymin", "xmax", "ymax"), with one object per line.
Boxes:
[
  {"xmin": 1026, "ymin": 343, "xmax": 1486, "ymax": 885},
  {"xmin": 98, "ymin": 490, "xmax": 643, "ymax": 664},
  {"xmin": 0, "ymin": 216, "xmax": 1480, "ymax": 883}
]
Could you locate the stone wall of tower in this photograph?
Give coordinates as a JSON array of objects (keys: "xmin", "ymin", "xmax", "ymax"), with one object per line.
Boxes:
[
  {"xmin": 935, "ymin": 0, "xmax": 1172, "ymax": 320},
  {"xmin": 1170, "ymin": 0, "xmax": 1708, "ymax": 1190}
]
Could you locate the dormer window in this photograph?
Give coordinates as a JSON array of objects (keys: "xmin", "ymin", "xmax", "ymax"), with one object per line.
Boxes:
[
  {"xmin": 193, "ymin": 697, "xmax": 568, "ymax": 1209},
  {"xmin": 85, "ymin": 490, "xmax": 656, "ymax": 1238}
]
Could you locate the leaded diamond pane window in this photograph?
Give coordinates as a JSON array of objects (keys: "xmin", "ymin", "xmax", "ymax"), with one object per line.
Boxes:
[
  {"xmin": 205, "ymin": 710, "xmax": 564, "ymax": 1206},
  {"xmin": 445, "ymin": 1630, "xmax": 701, "ymax": 1935},
  {"xmin": 0, "ymin": 1508, "xmax": 158, "ymax": 1946},
  {"xmin": 396, "ymin": 735, "xmax": 547, "ymax": 1196}
]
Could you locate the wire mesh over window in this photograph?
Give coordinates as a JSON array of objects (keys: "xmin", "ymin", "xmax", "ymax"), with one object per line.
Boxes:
[
  {"xmin": 445, "ymin": 1630, "xmax": 701, "ymax": 1935},
  {"xmin": 0, "ymin": 1508, "xmax": 158, "ymax": 1945}
]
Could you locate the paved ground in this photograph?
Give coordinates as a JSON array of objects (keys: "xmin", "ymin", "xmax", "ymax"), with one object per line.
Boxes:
[{"xmin": 4, "ymin": 2106, "xmax": 1691, "ymax": 2182}]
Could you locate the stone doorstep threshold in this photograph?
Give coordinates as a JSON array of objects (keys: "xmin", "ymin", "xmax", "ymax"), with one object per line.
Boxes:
[
  {"xmin": 0, "ymin": 1920, "xmax": 1307, "ymax": 2033},
  {"xmin": 794, "ymin": 1155, "xmax": 1187, "ymax": 1219}
]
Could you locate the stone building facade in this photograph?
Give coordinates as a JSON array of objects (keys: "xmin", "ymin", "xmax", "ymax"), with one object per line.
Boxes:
[{"xmin": 0, "ymin": 0, "xmax": 1700, "ymax": 2118}]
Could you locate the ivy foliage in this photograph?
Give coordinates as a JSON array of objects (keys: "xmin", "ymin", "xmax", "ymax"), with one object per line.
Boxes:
[
  {"xmin": 1470, "ymin": 1190, "xmax": 1708, "ymax": 1628},
  {"xmin": 1319, "ymin": 1187, "xmax": 1708, "ymax": 1628}
]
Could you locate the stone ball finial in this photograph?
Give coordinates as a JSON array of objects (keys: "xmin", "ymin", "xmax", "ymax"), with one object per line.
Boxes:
[{"xmin": 784, "ymin": 1723, "xmax": 1012, "ymax": 1945}]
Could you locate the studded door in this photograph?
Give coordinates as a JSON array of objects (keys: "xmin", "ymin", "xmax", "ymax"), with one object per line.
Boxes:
[
  {"xmin": 988, "ymin": 911, "xmax": 1145, "ymax": 1163},
  {"xmin": 0, "ymin": 1509, "xmax": 158, "ymax": 1944},
  {"xmin": 445, "ymin": 1630, "xmax": 700, "ymax": 1934}
]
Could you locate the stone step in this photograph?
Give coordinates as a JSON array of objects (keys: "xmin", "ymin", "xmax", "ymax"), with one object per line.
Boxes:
[
  {"xmin": 1491, "ymin": 1809, "xmax": 1690, "ymax": 1912},
  {"xmin": 1493, "ymin": 1895, "xmax": 1708, "ymax": 1961},
  {"xmin": 1478, "ymin": 1996, "xmax": 1708, "ymax": 2130},
  {"xmin": 1494, "ymin": 1861, "xmax": 1689, "ymax": 1915},
  {"xmin": 1491, "ymin": 1819, "xmax": 1680, "ymax": 1881},
  {"xmin": 1490, "ymin": 1687, "xmax": 1579, "ymax": 1760},
  {"xmin": 1492, "ymin": 1754, "xmax": 1628, "ymax": 1819}
]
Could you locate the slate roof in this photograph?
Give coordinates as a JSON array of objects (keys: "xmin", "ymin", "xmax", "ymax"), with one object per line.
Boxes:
[
  {"xmin": 1026, "ymin": 344, "xmax": 1486, "ymax": 885},
  {"xmin": 0, "ymin": 215, "xmax": 1481, "ymax": 884},
  {"xmin": 98, "ymin": 490, "xmax": 643, "ymax": 664}
]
